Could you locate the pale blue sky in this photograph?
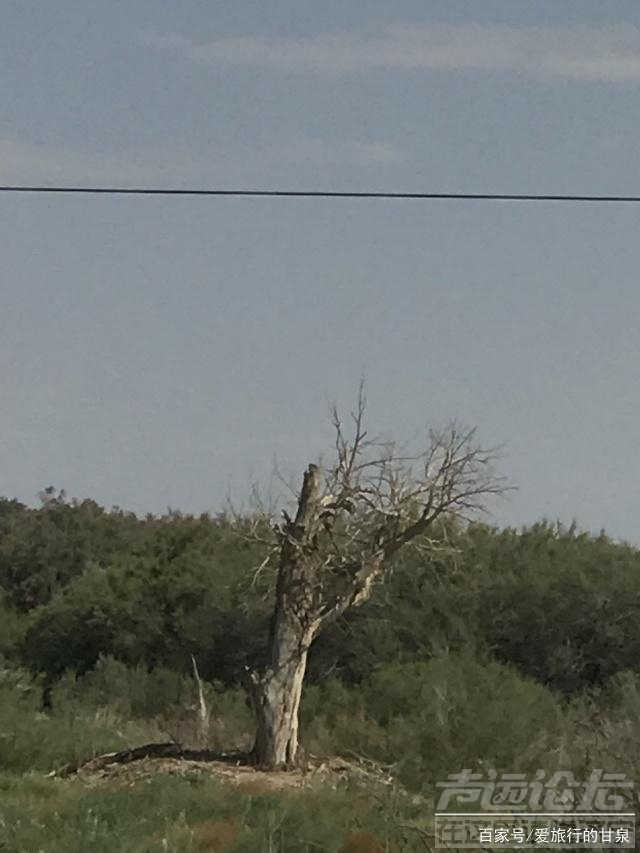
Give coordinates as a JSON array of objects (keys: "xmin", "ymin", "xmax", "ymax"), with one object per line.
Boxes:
[{"xmin": 1, "ymin": 1, "xmax": 639, "ymax": 541}]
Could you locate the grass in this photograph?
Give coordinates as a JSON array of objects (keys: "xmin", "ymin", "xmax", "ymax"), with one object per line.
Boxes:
[
  {"xmin": 4, "ymin": 655, "xmax": 629, "ymax": 850},
  {"xmin": 0, "ymin": 771, "xmax": 433, "ymax": 852},
  {"xmin": 0, "ymin": 664, "xmax": 433, "ymax": 850}
]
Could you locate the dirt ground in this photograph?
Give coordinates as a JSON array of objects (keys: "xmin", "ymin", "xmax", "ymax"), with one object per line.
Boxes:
[{"xmin": 52, "ymin": 743, "xmax": 399, "ymax": 796}]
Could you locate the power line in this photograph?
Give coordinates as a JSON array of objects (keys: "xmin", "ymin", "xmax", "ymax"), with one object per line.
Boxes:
[{"xmin": 1, "ymin": 185, "xmax": 640, "ymax": 203}]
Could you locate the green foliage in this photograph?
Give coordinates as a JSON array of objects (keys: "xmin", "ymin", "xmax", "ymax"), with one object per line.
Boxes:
[
  {"xmin": 0, "ymin": 591, "xmax": 27, "ymax": 660},
  {"xmin": 0, "ymin": 494, "xmax": 143, "ymax": 611},
  {"xmin": 0, "ymin": 773, "xmax": 429, "ymax": 852},
  {"xmin": 21, "ymin": 564, "xmax": 153, "ymax": 678},
  {"xmin": 1, "ymin": 495, "xmax": 640, "ymax": 849},
  {"xmin": 308, "ymin": 520, "xmax": 640, "ymax": 702},
  {"xmin": 48, "ymin": 655, "xmax": 254, "ymax": 752},
  {"xmin": 0, "ymin": 663, "xmax": 151, "ymax": 773},
  {"xmin": 15, "ymin": 506, "xmax": 272, "ymax": 685},
  {"xmin": 470, "ymin": 522, "xmax": 640, "ymax": 693},
  {"xmin": 303, "ymin": 651, "xmax": 565, "ymax": 791},
  {"xmin": 50, "ymin": 656, "xmax": 194, "ymax": 718},
  {"xmin": 309, "ymin": 538, "xmax": 480, "ymax": 685},
  {"xmin": 6, "ymin": 493, "xmax": 640, "ymax": 700}
]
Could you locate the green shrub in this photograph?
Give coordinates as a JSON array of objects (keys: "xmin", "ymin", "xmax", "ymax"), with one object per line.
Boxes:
[
  {"xmin": 303, "ymin": 651, "xmax": 565, "ymax": 792},
  {"xmin": 0, "ymin": 661, "xmax": 162, "ymax": 773},
  {"xmin": 48, "ymin": 655, "xmax": 254, "ymax": 753}
]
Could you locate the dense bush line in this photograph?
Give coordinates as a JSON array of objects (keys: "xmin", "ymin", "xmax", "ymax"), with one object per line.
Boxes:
[
  {"xmin": 2, "ymin": 492, "xmax": 640, "ymax": 848},
  {"xmin": 2, "ymin": 493, "xmax": 640, "ymax": 699}
]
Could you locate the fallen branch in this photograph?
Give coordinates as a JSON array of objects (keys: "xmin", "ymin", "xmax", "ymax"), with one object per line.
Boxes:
[{"xmin": 49, "ymin": 742, "xmax": 249, "ymax": 778}]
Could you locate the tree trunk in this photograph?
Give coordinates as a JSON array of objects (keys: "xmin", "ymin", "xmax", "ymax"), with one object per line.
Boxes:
[
  {"xmin": 251, "ymin": 609, "xmax": 318, "ymax": 769},
  {"xmin": 250, "ymin": 463, "xmax": 324, "ymax": 769}
]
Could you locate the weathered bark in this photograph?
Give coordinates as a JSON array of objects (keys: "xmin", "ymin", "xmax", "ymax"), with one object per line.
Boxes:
[
  {"xmin": 251, "ymin": 464, "xmax": 323, "ymax": 769},
  {"xmin": 191, "ymin": 655, "xmax": 209, "ymax": 749},
  {"xmin": 251, "ymin": 620, "xmax": 317, "ymax": 768}
]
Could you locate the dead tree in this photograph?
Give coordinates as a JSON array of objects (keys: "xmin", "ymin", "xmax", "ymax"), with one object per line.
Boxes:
[{"xmin": 246, "ymin": 384, "xmax": 508, "ymax": 769}]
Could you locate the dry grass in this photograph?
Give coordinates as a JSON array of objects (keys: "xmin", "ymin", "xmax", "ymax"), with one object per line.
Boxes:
[{"xmin": 191, "ymin": 817, "xmax": 240, "ymax": 851}]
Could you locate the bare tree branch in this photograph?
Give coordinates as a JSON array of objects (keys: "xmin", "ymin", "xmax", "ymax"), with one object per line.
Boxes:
[{"xmin": 241, "ymin": 382, "xmax": 511, "ymax": 767}]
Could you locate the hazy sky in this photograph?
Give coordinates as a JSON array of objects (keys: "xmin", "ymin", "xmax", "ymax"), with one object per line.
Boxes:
[{"xmin": 2, "ymin": 1, "xmax": 640, "ymax": 541}]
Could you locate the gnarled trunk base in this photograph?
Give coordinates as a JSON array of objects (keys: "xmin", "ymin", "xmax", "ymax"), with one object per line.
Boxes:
[{"xmin": 251, "ymin": 624, "xmax": 315, "ymax": 769}]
